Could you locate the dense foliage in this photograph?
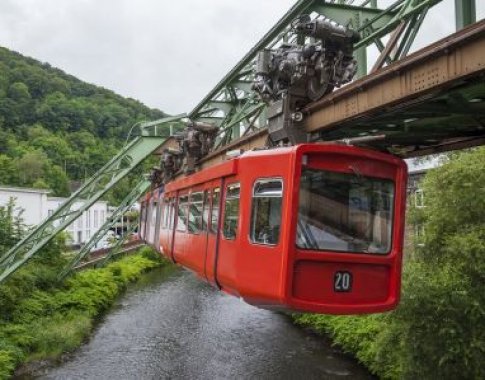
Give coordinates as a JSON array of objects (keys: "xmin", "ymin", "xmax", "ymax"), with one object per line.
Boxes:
[
  {"xmin": 294, "ymin": 148, "xmax": 485, "ymax": 379},
  {"xmin": 0, "ymin": 46, "xmax": 166, "ymax": 200}
]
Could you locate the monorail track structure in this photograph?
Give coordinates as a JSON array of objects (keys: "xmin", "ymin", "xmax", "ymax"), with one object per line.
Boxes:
[{"xmin": 0, "ymin": 0, "xmax": 483, "ymax": 287}]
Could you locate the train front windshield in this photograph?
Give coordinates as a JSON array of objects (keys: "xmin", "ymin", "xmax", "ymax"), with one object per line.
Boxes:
[{"xmin": 297, "ymin": 168, "xmax": 394, "ymax": 254}]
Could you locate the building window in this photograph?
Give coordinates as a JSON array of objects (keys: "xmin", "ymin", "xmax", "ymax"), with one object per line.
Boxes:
[
  {"xmin": 94, "ymin": 210, "xmax": 98, "ymax": 228},
  {"xmin": 101, "ymin": 210, "xmax": 105, "ymax": 224},
  {"xmin": 223, "ymin": 183, "xmax": 240, "ymax": 240},
  {"xmin": 48, "ymin": 209, "xmax": 54, "ymax": 217},
  {"xmin": 415, "ymin": 189, "xmax": 425, "ymax": 208},
  {"xmin": 250, "ymin": 179, "xmax": 283, "ymax": 245},
  {"xmin": 77, "ymin": 214, "xmax": 83, "ymax": 229},
  {"xmin": 77, "ymin": 231, "xmax": 83, "ymax": 244}
]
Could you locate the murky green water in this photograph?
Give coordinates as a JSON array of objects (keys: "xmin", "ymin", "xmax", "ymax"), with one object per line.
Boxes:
[{"xmin": 30, "ymin": 266, "xmax": 374, "ymax": 379}]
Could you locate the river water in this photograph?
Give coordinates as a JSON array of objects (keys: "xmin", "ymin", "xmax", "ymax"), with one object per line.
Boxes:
[{"xmin": 34, "ymin": 266, "xmax": 374, "ymax": 380}]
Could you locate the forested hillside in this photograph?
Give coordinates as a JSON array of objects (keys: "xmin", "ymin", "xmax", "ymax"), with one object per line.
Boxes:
[{"xmin": 0, "ymin": 46, "xmax": 166, "ymax": 200}]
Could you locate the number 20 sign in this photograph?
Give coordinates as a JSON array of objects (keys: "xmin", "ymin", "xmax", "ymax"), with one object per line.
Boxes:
[{"xmin": 334, "ymin": 271, "xmax": 352, "ymax": 292}]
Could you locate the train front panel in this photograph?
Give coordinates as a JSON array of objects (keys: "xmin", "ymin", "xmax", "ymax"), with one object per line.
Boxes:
[{"xmin": 286, "ymin": 144, "xmax": 408, "ymax": 314}]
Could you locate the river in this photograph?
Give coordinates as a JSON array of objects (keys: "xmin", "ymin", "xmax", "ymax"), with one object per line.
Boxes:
[{"xmin": 32, "ymin": 266, "xmax": 374, "ymax": 379}]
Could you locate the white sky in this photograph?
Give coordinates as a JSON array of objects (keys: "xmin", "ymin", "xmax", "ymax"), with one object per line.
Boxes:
[{"xmin": 0, "ymin": 0, "xmax": 483, "ymax": 114}]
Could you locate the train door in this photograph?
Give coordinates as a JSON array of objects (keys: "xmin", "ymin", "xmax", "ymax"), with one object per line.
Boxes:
[
  {"xmin": 204, "ymin": 180, "xmax": 222, "ymax": 287},
  {"xmin": 214, "ymin": 178, "xmax": 241, "ymax": 295}
]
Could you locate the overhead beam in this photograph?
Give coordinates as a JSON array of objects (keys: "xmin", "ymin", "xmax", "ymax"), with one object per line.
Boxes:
[{"xmin": 304, "ymin": 19, "xmax": 485, "ymax": 132}]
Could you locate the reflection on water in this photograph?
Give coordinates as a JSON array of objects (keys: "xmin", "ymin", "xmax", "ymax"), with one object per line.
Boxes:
[{"xmin": 32, "ymin": 266, "xmax": 373, "ymax": 379}]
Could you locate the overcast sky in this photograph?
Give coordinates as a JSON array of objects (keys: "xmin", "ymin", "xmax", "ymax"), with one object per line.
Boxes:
[{"xmin": 0, "ymin": 0, "xmax": 483, "ymax": 115}]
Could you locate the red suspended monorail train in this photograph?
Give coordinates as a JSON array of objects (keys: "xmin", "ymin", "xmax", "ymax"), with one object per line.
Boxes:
[{"xmin": 139, "ymin": 144, "xmax": 407, "ymax": 314}]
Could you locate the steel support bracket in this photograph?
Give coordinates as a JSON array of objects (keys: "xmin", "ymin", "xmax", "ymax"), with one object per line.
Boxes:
[{"xmin": 58, "ymin": 179, "xmax": 152, "ymax": 279}]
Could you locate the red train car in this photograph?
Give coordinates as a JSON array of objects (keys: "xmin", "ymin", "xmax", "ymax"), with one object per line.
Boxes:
[{"xmin": 139, "ymin": 144, "xmax": 407, "ymax": 314}]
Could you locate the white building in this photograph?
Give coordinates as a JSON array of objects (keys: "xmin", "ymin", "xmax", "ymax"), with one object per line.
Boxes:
[
  {"xmin": 0, "ymin": 186, "xmax": 51, "ymax": 226},
  {"xmin": 0, "ymin": 186, "xmax": 109, "ymax": 247}
]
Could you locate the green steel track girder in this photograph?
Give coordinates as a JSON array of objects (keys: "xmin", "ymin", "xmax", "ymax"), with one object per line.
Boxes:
[
  {"xmin": 189, "ymin": 0, "xmax": 447, "ymax": 151},
  {"xmin": 139, "ymin": 114, "xmax": 187, "ymax": 137},
  {"xmin": 100, "ymin": 221, "xmax": 139, "ymax": 267},
  {"xmin": 58, "ymin": 179, "xmax": 152, "ymax": 279},
  {"xmin": 0, "ymin": 136, "xmax": 166, "ymax": 284}
]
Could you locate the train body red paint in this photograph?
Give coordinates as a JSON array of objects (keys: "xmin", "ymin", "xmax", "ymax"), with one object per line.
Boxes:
[{"xmin": 140, "ymin": 144, "xmax": 408, "ymax": 314}]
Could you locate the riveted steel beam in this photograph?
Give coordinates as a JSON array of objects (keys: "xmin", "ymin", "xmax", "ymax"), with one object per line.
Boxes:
[{"xmin": 58, "ymin": 179, "xmax": 151, "ymax": 279}]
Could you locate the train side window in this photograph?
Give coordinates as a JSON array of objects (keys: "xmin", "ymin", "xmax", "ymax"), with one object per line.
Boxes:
[
  {"xmin": 158, "ymin": 200, "xmax": 164, "ymax": 230},
  {"xmin": 250, "ymin": 179, "xmax": 283, "ymax": 245},
  {"xmin": 159, "ymin": 199, "xmax": 164, "ymax": 229},
  {"xmin": 202, "ymin": 190, "xmax": 209, "ymax": 231},
  {"xmin": 140, "ymin": 202, "xmax": 146, "ymax": 238},
  {"xmin": 151, "ymin": 200, "xmax": 158, "ymax": 231},
  {"xmin": 210, "ymin": 188, "xmax": 220, "ymax": 234},
  {"xmin": 177, "ymin": 195, "xmax": 188, "ymax": 232},
  {"xmin": 188, "ymin": 192, "xmax": 203, "ymax": 234},
  {"xmin": 169, "ymin": 198, "xmax": 175, "ymax": 230},
  {"xmin": 162, "ymin": 198, "xmax": 168, "ymax": 229},
  {"xmin": 223, "ymin": 183, "xmax": 240, "ymax": 240}
]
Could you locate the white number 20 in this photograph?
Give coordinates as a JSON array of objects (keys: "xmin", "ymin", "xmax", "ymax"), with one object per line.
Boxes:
[{"xmin": 334, "ymin": 271, "xmax": 352, "ymax": 292}]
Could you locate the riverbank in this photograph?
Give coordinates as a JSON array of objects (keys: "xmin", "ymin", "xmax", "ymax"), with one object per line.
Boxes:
[{"xmin": 0, "ymin": 247, "xmax": 169, "ymax": 379}]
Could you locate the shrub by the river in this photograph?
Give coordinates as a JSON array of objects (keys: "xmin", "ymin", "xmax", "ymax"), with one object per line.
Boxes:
[
  {"xmin": 0, "ymin": 245, "xmax": 166, "ymax": 379},
  {"xmin": 294, "ymin": 147, "xmax": 485, "ymax": 380}
]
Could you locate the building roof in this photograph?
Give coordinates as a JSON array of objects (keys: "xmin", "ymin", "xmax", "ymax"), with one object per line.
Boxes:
[{"xmin": 0, "ymin": 186, "xmax": 51, "ymax": 195}]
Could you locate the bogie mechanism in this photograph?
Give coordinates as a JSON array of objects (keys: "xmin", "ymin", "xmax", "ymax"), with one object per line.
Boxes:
[{"xmin": 155, "ymin": 15, "xmax": 360, "ymax": 184}]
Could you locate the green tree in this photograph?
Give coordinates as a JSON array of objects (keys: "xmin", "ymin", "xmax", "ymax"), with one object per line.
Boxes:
[
  {"xmin": 0, "ymin": 154, "xmax": 16, "ymax": 185},
  {"xmin": 15, "ymin": 150, "xmax": 48, "ymax": 186},
  {"xmin": 7, "ymin": 82, "xmax": 31, "ymax": 101},
  {"xmin": 389, "ymin": 148, "xmax": 485, "ymax": 379}
]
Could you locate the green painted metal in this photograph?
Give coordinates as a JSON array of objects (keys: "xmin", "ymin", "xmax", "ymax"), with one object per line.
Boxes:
[
  {"xmin": 455, "ymin": 0, "xmax": 476, "ymax": 30},
  {"xmin": 189, "ymin": 0, "xmax": 445, "ymax": 150},
  {"xmin": 58, "ymin": 179, "xmax": 151, "ymax": 279},
  {"xmin": 0, "ymin": 137, "xmax": 165, "ymax": 284},
  {"xmin": 100, "ymin": 221, "xmax": 139, "ymax": 266},
  {"xmin": 139, "ymin": 114, "xmax": 187, "ymax": 137}
]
